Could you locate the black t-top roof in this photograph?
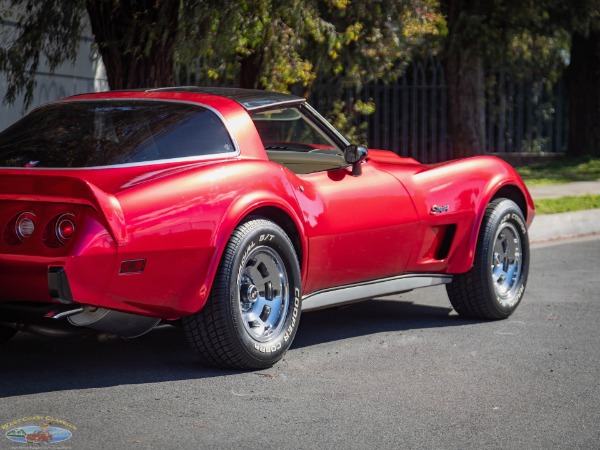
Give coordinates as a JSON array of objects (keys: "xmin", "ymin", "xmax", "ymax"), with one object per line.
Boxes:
[{"xmin": 147, "ymin": 86, "xmax": 305, "ymax": 111}]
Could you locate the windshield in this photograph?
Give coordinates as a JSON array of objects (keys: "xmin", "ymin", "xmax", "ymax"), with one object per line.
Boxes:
[
  {"xmin": 251, "ymin": 107, "xmax": 340, "ymax": 152},
  {"xmin": 0, "ymin": 100, "xmax": 235, "ymax": 168}
]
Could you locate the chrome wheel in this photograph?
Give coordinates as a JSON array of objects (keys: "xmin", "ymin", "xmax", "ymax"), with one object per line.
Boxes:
[
  {"xmin": 446, "ymin": 198, "xmax": 529, "ymax": 320},
  {"xmin": 491, "ymin": 222, "xmax": 523, "ymax": 305},
  {"xmin": 183, "ymin": 218, "xmax": 301, "ymax": 369},
  {"xmin": 238, "ymin": 246, "xmax": 289, "ymax": 342}
]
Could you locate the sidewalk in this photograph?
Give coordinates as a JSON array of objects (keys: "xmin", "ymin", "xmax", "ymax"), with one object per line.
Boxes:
[
  {"xmin": 527, "ymin": 180, "xmax": 600, "ymax": 243},
  {"xmin": 527, "ymin": 180, "xmax": 600, "ymax": 200}
]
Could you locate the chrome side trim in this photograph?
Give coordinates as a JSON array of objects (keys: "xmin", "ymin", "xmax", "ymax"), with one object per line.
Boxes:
[
  {"xmin": 302, "ymin": 103, "xmax": 351, "ymax": 147},
  {"xmin": 301, "ymin": 274, "xmax": 452, "ymax": 312}
]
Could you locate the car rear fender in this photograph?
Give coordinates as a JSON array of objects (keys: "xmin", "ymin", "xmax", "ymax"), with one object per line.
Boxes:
[{"xmin": 202, "ymin": 165, "xmax": 308, "ymax": 310}]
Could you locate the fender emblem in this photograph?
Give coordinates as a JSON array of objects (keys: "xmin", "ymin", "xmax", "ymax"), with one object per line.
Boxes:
[{"xmin": 430, "ymin": 205, "xmax": 449, "ymax": 214}]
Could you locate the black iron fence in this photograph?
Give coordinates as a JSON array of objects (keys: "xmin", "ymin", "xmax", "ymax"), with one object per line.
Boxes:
[
  {"xmin": 320, "ymin": 60, "xmax": 567, "ymax": 163},
  {"xmin": 358, "ymin": 57, "xmax": 449, "ymax": 163},
  {"xmin": 484, "ymin": 69, "xmax": 567, "ymax": 156},
  {"xmin": 176, "ymin": 57, "xmax": 568, "ymax": 163}
]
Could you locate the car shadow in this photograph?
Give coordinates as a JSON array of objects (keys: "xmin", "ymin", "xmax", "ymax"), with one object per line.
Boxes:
[
  {"xmin": 0, "ymin": 298, "xmax": 477, "ymax": 398},
  {"xmin": 293, "ymin": 297, "xmax": 473, "ymax": 348}
]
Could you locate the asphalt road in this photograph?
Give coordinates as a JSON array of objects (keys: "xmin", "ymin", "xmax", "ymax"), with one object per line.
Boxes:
[{"xmin": 1, "ymin": 236, "xmax": 599, "ymax": 449}]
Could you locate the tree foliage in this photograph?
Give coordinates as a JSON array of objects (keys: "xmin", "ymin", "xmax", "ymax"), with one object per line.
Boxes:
[
  {"xmin": 183, "ymin": 0, "xmax": 444, "ymax": 141},
  {"xmin": 0, "ymin": 0, "xmax": 85, "ymax": 107},
  {"xmin": 85, "ymin": 0, "xmax": 182, "ymax": 90},
  {"xmin": 180, "ymin": 0, "xmax": 444, "ymax": 94},
  {"xmin": 0, "ymin": 0, "xmax": 444, "ymax": 108},
  {"xmin": 441, "ymin": 0, "xmax": 573, "ymax": 157},
  {"xmin": 547, "ymin": 0, "xmax": 600, "ymax": 157},
  {"xmin": 441, "ymin": 0, "xmax": 600, "ymax": 157}
]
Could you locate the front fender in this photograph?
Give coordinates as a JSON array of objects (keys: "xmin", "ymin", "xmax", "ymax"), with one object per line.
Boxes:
[
  {"xmin": 402, "ymin": 156, "xmax": 534, "ymax": 274},
  {"xmin": 454, "ymin": 157, "xmax": 534, "ymax": 273}
]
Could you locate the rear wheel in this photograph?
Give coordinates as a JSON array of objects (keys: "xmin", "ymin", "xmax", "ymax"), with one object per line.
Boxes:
[
  {"xmin": 446, "ymin": 198, "xmax": 529, "ymax": 320},
  {"xmin": 183, "ymin": 218, "xmax": 301, "ymax": 369},
  {"xmin": 0, "ymin": 325, "xmax": 16, "ymax": 343}
]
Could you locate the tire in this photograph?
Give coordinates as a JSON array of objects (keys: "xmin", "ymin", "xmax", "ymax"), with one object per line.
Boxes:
[
  {"xmin": 183, "ymin": 218, "xmax": 302, "ymax": 369},
  {"xmin": 446, "ymin": 198, "xmax": 529, "ymax": 320},
  {"xmin": 0, "ymin": 325, "xmax": 16, "ymax": 344}
]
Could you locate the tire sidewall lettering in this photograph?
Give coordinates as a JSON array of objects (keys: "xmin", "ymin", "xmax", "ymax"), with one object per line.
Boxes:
[
  {"xmin": 254, "ymin": 342, "xmax": 282, "ymax": 353},
  {"xmin": 232, "ymin": 224, "xmax": 301, "ymax": 361},
  {"xmin": 498, "ymin": 210, "xmax": 526, "ymax": 235},
  {"xmin": 283, "ymin": 290, "xmax": 300, "ymax": 343},
  {"xmin": 448, "ymin": 198, "xmax": 529, "ymax": 320},
  {"xmin": 490, "ymin": 204, "xmax": 528, "ymax": 313},
  {"xmin": 236, "ymin": 241, "xmax": 257, "ymax": 283},
  {"xmin": 496, "ymin": 283, "xmax": 525, "ymax": 310}
]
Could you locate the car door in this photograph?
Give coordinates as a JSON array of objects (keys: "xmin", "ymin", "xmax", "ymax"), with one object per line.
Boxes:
[
  {"xmin": 291, "ymin": 163, "xmax": 420, "ymax": 293},
  {"xmin": 251, "ymin": 105, "xmax": 420, "ymax": 294}
]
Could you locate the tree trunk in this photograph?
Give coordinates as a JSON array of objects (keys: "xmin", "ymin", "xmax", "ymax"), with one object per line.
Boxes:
[
  {"xmin": 566, "ymin": 31, "xmax": 600, "ymax": 157},
  {"xmin": 85, "ymin": 0, "xmax": 179, "ymax": 90},
  {"xmin": 443, "ymin": 0, "xmax": 486, "ymax": 159},
  {"xmin": 239, "ymin": 52, "xmax": 263, "ymax": 89},
  {"xmin": 445, "ymin": 50, "xmax": 486, "ymax": 158}
]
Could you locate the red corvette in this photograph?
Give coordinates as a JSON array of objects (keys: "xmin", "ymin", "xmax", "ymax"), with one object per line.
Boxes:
[{"xmin": 0, "ymin": 87, "xmax": 534, "ymax": 369}]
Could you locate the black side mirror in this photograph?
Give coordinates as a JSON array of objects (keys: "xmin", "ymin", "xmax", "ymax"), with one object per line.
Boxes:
[{"xmin": 343, "ymin": 145, "xmax": 368, "ymax": 176}]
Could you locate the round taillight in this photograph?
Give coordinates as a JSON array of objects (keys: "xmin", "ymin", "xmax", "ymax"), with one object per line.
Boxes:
[
  {"xmin": 15, "ymin": 212, "xmax": 36, "ymax": 241},
  {"xmin": 55, "ymin": 214, "xmax": 75, "ymax": 244}
]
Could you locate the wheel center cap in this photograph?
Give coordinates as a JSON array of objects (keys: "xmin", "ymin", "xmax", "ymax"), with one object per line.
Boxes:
[{"xmin": 246, "ymin": 285, "xmax": 259, "ymax": 302}]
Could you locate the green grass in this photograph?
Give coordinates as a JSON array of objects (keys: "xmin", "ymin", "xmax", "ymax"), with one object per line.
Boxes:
[
  {"xmin": 516, "ymin": 157, "xmax": 600, "ymax": 185},
  {"xmin": 534, "ymin": 194, "xmax": 600, "ymax": 214}
]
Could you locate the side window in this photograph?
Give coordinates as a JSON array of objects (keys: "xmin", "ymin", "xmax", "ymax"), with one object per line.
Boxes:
[
  {"xmin": 130, "ymin": 108, "xmax": 235, "ymax": 162},
  {"xmin": 251, "ymin": 107, "xmax": 346, "ymax": 174}
]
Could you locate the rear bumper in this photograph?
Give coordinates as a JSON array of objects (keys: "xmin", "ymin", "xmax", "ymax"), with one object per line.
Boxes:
[
  {"xmin": 0, "ymin": 253, "xmax": 115, "ymax": 303},
  {"xmin": 0, "ymin": 246, "xmax": 215, "ymax": 320}
]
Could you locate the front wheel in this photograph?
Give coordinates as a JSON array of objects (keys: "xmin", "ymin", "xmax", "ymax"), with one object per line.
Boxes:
[
  {"xmin": 183, "ymin": 218, "xmax": 301, "ymax": 369},
  {"xmin": 446, "ymin": 198, "xmax": 530, "ymax": 320}
]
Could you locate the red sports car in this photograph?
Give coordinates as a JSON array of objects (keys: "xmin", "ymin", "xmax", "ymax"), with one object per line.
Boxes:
[{"xmin": 0, "ymin": 87, "xmax": 534, "ymax": 369}]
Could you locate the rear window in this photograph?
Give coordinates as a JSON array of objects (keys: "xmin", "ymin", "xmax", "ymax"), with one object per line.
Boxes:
[{"xmin": 0, "ymin": 100, "xmax": 235, "ymax": 168}]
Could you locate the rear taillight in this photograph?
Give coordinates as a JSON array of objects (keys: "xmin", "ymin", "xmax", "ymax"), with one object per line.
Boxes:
[
  {"xmin": 55, "ymin": 213, "xmax": 75, "ymax": 244},
  {"xmin": 15, "ymin": 212, "xmax": 36, "ymax": 241}
]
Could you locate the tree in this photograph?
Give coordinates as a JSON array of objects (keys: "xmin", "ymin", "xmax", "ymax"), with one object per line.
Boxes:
[
  {"xmin": 182, "ymin": 0, "xmax": 444, "ymax": 94},
  {"xmin": 442, "ymin": 0, "xmax": 600, "ymax": 158},
  {"xmin": 0, "ymin": 0, "xmax": 443, "ymax": 113},
  {"xmin": 548, "ymin": 0, "xmax": 600, "ymax": 157},
  {"xmin": 0, "ymin": 0, "xmax": 86, "ymax": 108},
  {"xmin": 566, "ymin": 29, "xmax": 600, "ymax": 157},
  {"xmin": 85, "ymin": 0, "xmax": 181, "ymax": 90},
  {"xmin": 440, "ymin": 0, "xmax": 567, "ymax": 158},
  {"xmin": 0, "ymin": 0, "xmax": 216, "ymax": 108},
  {"xmin": 190, "ymin": 0, "xmax": 444, "ymax": 141},
  {"xmin": 442, "ymin": 0, "xmax": 485, "ymax": 158}
]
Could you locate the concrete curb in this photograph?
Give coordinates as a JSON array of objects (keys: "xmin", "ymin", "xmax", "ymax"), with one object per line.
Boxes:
[{"xmin": 529, "ymin": 208, "xmax": 600, "ymax": 243}]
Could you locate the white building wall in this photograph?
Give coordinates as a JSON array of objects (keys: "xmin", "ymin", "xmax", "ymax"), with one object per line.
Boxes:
[{"xmin": 0, "ymin": 21, "xmax": 109, "ymax": 131}]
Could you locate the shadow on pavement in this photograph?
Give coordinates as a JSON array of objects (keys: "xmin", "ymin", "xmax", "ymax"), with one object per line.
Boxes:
[
  {"xmin": 293, "ymin": 298, "xmax": 473, "ymax": 348},
  {"xmin": 0, "ymin": 298, "xmax": 476, "ymax": 398}
]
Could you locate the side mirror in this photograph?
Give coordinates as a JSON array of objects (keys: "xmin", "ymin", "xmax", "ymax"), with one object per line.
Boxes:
[{"xmin": 344, "ymin": 145, "xmax": 368, "ymax": 176}]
